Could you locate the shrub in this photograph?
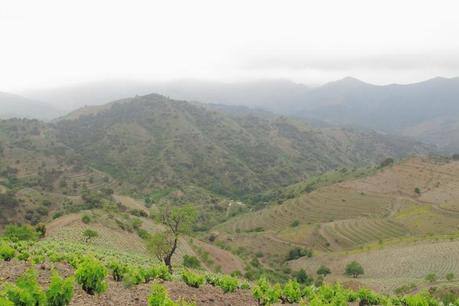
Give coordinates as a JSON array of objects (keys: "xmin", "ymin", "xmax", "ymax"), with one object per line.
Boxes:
[
  {"xmin": 75, "ymin": 256, "xmax": 107, "ymax": 295},
  {"xmin": 217, "ymin": 275, "xmax": 239, "ymax": 293},
  {"xmin": 82, "ymin": 229, "xmax": 98, "ymax": 243},
  {"xmin": 0, "ymin": 296, "xmax": 13, "ymax": 306},
  {"xmin": 182, "ymin": 270, "xmax": 205, "ymax": 288},
  {"xmin": 252, "ymin": 277, "xmax": 281, "ymax": 306},
  {"xmin": 147, "ymin": 283, "xmax": 175, "ymax": 306},
  {"xmin": 81, "ymin": 215, "xmax": 91, "ymax": 224},
  {"xmin": 290, "ymin": 220, "xmax": 300, "ymax": 227},
  {"xmin": 142, "ymin": 264, "xmax": 172, "ymax": 282},
  {"xmin": 0, "ymin": 241, "xmax": 15, "ymax": 261},
  {"xmin": 46, "ymin": 271, "xmax": 74, "ymax": 306},
  {"xmin": 317, "ymin": 265, "xmax": 331, "ymax": 277},
  {"xmin": 282, "ymin": 279, "xmax": 301, "ymax": 303},
  {"xmin": 294, "ymin": 269, "xmax": 313, "ymax": 285},
  {"xmin": 123, "ymin": 268, "xmax": 144, "ymax": 288},
  {"xmin": 287, "ymin": 248, "xmax": 312, "ymax": 260},
  {"xmin": 425, "ymin": 273, "xmax": 437, "ymax": 283},
  {"xmin": 414, "ymin": 187, "xmax": 421, "ymax": 195},
  {"xmin": 183, "ymin": 255, "xmax": 201, "ymax": 269},
  {"xmin": 3, "ymin": 269, "xmax": 47, "ymax": 306},
  {"xmin": 109, "ymin": 260, "xmax": 127, "ymax": 282},
  {"xmin": 345, "ymin": 261, "xmax": 364, "ymax": 278},
  {"xmin": 3, "ymin": 224, "xmax": 38, "ymax": 242},
  {"xmin": 446, "ymin": 272, "xmax": 455, "ymax": 281},
  {"xmin": 358, "ymin": 288, "xmax": 383, "ymax": 305}
]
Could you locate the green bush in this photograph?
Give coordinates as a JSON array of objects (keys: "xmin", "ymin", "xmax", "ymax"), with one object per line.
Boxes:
[
  {"xmin": 75, "ymin": 256, "xmax": 107, "ymax": 295},
  {"xmin": 3, "ymin": 269, "xmax": 47, "ymax": 306},
  {"xmin": 3, "ymin": 224, "xmax": 38, "ymax": 242},
  {"xmin": 148, "ymin": 283, "xmax": 176, "ymax": 306},
  {"xmin": 217, "ymin": 275, "xmax": 239, "ymax": 293},
  {"xmin": 183, "ymin": 255, "xmax": 201, "ymax": 269},
  {"xmin": 81, "ymin": 215, "xmax": 91, "ymax": 224},
  {"xmin": 46, "ymin": 271, "xmax": 74, "ymax": 306},
  {"xmin": 282, "ymin": 279, "xmax": 301, "ymax": 303},
  {"xmin": 142, "ymin": 264, "xmax": 172, "ymax": 282},
  {"xmin": 182, "ymin": 270, "xmax": 205, "ymax": 288},
  {"xmin": 123, "ymin": 267, "xmax": 144, "ymax": 288},
  {"xmin": 0, "ymin": 296, "xmax": 13, "ymax": 306},
  {"xmin": 252, "ymin": 277, "xmax": 281, "ymax": 306},
  {"xmin": 147, "ymin": 283, "xmax": 195, "ymax": 306},
  {"xmin": 316, "ymin": 265, "xmax": 331, "ymax": 276},
  {"xmin": 357, "ymin": 288, "xmax": 384, "ymax": 305},
  {"xmin": 287, "ymin": 248, "xmax": 312, "ymax": 260},
  {"xmin": 109, "ymin": 261, "xmax": 127, "ymax": 282},
  {"xmin": 0, "ymin": 241, "xmax": 16, "ymax": 261},
  {"xmin": 425, "ymin": 273, "xmax": 437, "ymax": 283}
]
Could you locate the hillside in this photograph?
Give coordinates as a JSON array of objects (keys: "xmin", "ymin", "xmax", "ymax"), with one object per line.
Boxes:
[
  {"xmin": 210, "ymin": 156, "xmax": 459, "ymax": 291},
  {"xmin": 53, "ymin": 94, "xmax": 430, "ymax": 197}
]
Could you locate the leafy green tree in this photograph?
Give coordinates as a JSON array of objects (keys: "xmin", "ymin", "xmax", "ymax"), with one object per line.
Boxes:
[
  {"xmin": 317, "ymin": 265, "xmax": 331, "ymax": 277},
  {"xmin": 147, "ymin": 205, "xmax": 197, "ymax": 272},
  {"xmin": 345, "ymin": 261, "xmax": 364, "ymax": 278}
]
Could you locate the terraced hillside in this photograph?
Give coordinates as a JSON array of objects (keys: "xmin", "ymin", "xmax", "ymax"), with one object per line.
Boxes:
[{"xmin": 210, "ymin": 157, "xmax": 459, "ymax": 287}]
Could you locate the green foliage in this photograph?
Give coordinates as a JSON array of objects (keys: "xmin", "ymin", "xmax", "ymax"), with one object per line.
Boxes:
[
  {"xmin": 82, "ymin": 229, "xmax": 98, "ymax": 243},
  {"xmin": 446, "ymin": 272, "xmax": 455, "ymax": 281},
  {"xmin": 75, "ymin": 256, "xmax": 107, "ymax": 295},
  {"xmin": 415, "ymin": 187, "xmax": 421, "ymax": 195},
  {"xmin": 182, "ymin": 270, "xmax": 205, "ymax": 288},
  {"xmin": 109, "ymin": 260, "xmax": 127, "ymax": 282},
  {"xmin": 345, "ymin": 261, "xmax": 364, "ymax": 278},
  {"xmin": 252, "ymin": 277, "xmax": 281, "ymax": 306},
  {"xmin": 147, "ymin": 283, "xmax": 195, "ymax": 306},
  {"xmin": 148, "ymin": 283, "xmax": 176, "ymax": 306},
  {"xmin": 286, "ymin": 247, "xmax": 312, "ymax": 261},
  {"xmin": 357, "ymin": 288, "xmax": 384, "ymax": 305},
  {"xmin": 3, "ymin": 224, "xmax": 38, "ymax": 242},
  {"xmin": 425, "ymin": 273, "xmax": 437, "ymax": 283},
  {"xmin": 294, "ymin": 269, "xmax": 313, "ymax": 285},
  {"xmin": 316, "ymin": 265, "xmax": 331, "ymax": 276},
  {"xmin": 402, "ymin": 291, "xmax": 440, "ymax": 306},
  {"xmin": 183, "ymin": 255, "xmax": 201, "ymax": 269},
  {"xmin": 81, "ymin": 215, "xmax": 91, "ymax": 224},
  {"xmin": 3, "ymin": 269, "xmax": 47, "ymax": 306},
  {"xmin": 215, "ymin": 275, "xmax": 240, "ymax": 293},
  {"xmin": 282, "ymin": 279, "xmax": 301, "ymax": 303},
  {"xmin": 0, "ymin": 241, "xmax": 16, "ymax": 261},
  {"xmin": 290, "ymin": 220, "xmax": 300, "ymax": 227},
  {"xmin": 46, "ymin": 271, "xmax": 74, "ymax": 306}
]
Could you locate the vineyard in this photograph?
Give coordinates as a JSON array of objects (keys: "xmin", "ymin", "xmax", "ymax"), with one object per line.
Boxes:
[{"xmin": 0, "ymin": 237, "xmax": 456, "ymax": 305}]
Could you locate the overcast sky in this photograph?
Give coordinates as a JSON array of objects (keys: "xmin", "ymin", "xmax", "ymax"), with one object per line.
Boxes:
[{"xmin": 1, "ymin": 0, "xmax": 459, "ymax": 91}]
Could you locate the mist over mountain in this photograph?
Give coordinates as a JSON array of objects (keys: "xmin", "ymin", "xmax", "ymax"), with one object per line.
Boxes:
[{"xmin": 0, "ymin": 92, "xmax": 60, "ymax": 120}]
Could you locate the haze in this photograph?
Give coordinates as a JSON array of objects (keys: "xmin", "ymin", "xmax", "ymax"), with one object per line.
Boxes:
[{"xmin": 1, "ymin": 0, "xmax": 459, "ymax": 92}]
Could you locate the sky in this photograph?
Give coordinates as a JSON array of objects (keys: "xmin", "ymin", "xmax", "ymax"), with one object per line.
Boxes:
[{"xmin": 1, "ymin": 0, "xmax": 459, "ymax": 91}]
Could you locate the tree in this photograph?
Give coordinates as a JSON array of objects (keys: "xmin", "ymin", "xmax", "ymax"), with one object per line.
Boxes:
[
  {"xmin": 317, "ymin": 265, "xmax": 331, "ymax": 277},
  {"xmin": 147, "ymin": 204, "xmax": 197, "ymax": 272},
  {"xmin": 345, "ymin": 261, "xmax": 364, "ymax": 278},
  {"xmin": 294, "ymin": 269, "xmax": 313, "ymax": 285},
  {"xmin": 425, "ymin": 273, "xmax": 437, "ymax": 283},
  {"xmin": 83, "ymin": 229, "xmax": 98, "ymax": 243}
]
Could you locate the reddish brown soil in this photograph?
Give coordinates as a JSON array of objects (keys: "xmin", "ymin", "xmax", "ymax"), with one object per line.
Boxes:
[{"xmin": 0, "ymin": 260, "xmax": 256, "ymax": 306}]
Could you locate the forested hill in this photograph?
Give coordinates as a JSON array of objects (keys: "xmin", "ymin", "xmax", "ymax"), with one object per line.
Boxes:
[{"xmin": 53, "ymin": 94, "xmax": 431, "ymax": 196}]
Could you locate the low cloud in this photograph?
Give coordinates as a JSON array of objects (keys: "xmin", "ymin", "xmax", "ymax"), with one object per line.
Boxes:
[{"xmin": 245, "ymin": 52, "xmax": 459, "ymax": 71}]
